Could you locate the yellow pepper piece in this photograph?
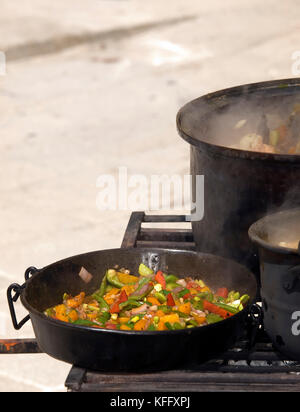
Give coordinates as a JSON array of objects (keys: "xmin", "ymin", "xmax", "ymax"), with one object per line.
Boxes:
[
  {"xmin": 66, "ymin": 292, "xmax": 85, "ymax": 309},
  {"xmin": 157, "ymin": 320, "xmax": 167, "ymax": 331},
  {"xmin": 161, "ymin": 313, "xmax": 180, "ymax": 324},
  {"xmin": 193, "ymin": 314, "xmax": 206, "ymax": 325},
  {"xmin": 120, "ymin": 324, "xmax": 131, "ymax": 331},
  {"xmin": 117, "ymin": 272, "xmax": 139, "ymax": 285},
  {"xmin": 118, "ymin": 317, "xmax": 130, "ymax": 324},
  {"xmin": 133, "ymin": 319, "xmax": 148, "ymax": 331},
  {"xmin": 178, "ymin": 302, "xmax": 191, "ymax": 315},
  {"xmin": 68, "ymin": 310, "xmax": 78, "ymax": 322},
  {"xmin": 104, "ymin": 288, "xmax": 120, "ymax": 305},
  {"xmin": 147, "ymin": 297, "xmax": 161, "ymax": 306},
  {"xmin": 55, "ymin": 304, "xmax": 69, "ymax": 322},
  {"xmin": 121, "ymin": 285, "xmax": 136, "ymax": 296}
]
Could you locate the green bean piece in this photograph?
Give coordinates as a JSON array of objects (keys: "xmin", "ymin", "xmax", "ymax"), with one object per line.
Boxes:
[
  {"xmin": 72, "ymin": 319, "xmax": 96, "ymax": 327},
  {"xmin": 165, "ymin": 322, "xmax": 173, "ymax": 330},
  {"xmin": 96, "ymin": 296, "xmax": 109, "ymax": 311},
  {"xmin": 98, "ymin": 311, "xmax": 110, "ymax": 325},
  {"xmin": 98, "ymin": 273, "xmax": 108, "ymax": 297},
  {"xmin": 214, "ymin": 302, "xmax": 239, "ymax": 314}
]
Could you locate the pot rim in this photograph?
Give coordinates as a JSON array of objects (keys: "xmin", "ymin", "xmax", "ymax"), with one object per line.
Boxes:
[
  {"xmin": 20, "ymin": 247, "xmax": 257, "ymax": 337},
  {"xmin": 177, "ymin": 78, "xmax": 300, "ymax": 163},
  {"xmin": 248, "ymin": 208, "xmax": 300, "ymax": 256}
]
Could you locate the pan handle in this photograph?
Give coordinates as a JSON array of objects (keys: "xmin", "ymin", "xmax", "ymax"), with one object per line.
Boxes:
[
  {"xmin": 7, "ymin": 283, "xmax": 30, "ymax": 330},
  {"xmin": 7, "ymin": 266, "xmax": 39, "ymax": 330}
]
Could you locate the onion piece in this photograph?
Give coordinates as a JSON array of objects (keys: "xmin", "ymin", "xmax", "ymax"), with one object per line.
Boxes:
[
  {"xmin": 176, "ymin": 279, "xmax": 187, "ymax": 288},
  {"xmin": 78, "ymin": 267, "xmax": 93, "ymax": 283},
  {"xmin": 131, "ymin": 303, "xmax": 149, "ymax": 315}
]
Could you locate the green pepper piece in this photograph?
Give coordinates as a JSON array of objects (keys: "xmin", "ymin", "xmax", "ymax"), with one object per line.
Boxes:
[
  {"xmin": 44, "ymin": 308, "xmax": 55, "ymax": 317},
  {"xmin": 198, "ymin": 291, "xmax": 213, "ymax": 302},
  {"xmin": 206, "ymin": 313, "xmax": 223, "ymax": 324},
  {"xmin": 187, "ymin": 319, "xmax": 198, "ymax": 327},
  {"xmin": 226, "ymin": 291, "xmax": 240, "ymax": 303},
  {"xmin": 147, "ymin": 324, "xmax": 157, "ymax": 331},
  {"xmin": 119, "ymin": 299, "xmax": 142, "ymax": 311},
  {"xmin": 166, "ymin": 283, "xmax": 178, "ymax": 291},
  {"xmin": 106, "ymin": 269, "xmax": 125, "ymax": 289},
  {"xmin": 138, "ymin": 263, "xmax": 154, "ymax": 277},
  {"xmin": 154, "ymin": 292, "xmax": 167, "ymax": 304},
  {"xmin": 165, "ymin": 274, "xmax": 179, "ymax": 284},
  {"xmin": 159, "ymin": 305, "xmax": 172, "ymax": 313},
  {"xmin": 177, "ymin": 288, "xmax": 190, "ymax": 298},
  {"xmin": 173, "ymin": 322, "xmax": 184, "ymax": 330},
  {"xmin": 240, "ymin": 294, "xmax": 250, "ymax": 305},
  {"xmin": 192, "ymin": 299, "xmax": 204, "ymax": 311}
]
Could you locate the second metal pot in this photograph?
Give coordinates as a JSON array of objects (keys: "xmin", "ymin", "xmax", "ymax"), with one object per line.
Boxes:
[{"xmin": 249, "ymin": 208, "xmax": 300, "ymax": 360}]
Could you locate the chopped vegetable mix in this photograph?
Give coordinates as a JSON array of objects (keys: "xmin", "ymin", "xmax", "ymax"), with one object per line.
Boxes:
[
  {"xmin": 45, "ymin": 264, "xmax": 250, "ymax": 331},
  {"xmin": 234, "ymin": 103, "xmax": 300, "ymax": 155}
]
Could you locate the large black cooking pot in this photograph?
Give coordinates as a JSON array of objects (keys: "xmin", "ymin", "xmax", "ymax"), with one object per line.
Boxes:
[
  {"xmin": 177, "ymin": 78, "xmax": 300, "ymax": 276},
  {"xmin": 249, "ymin": 208, "xmax": 300, "ymax": 360},
  {"xmin": 8, "ymin": 248, "xmax": 257, "ymax": 371}
]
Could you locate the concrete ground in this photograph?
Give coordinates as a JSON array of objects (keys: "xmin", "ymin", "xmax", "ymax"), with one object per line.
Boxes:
[{"xmin": 0, "ymin": 0, "xmax": 300, "ymax": 391}]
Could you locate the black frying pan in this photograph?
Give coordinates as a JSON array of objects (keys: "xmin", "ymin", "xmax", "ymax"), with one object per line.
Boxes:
[{"xmin": 8, "ymin": 248, "xmax": 257, "ymax": 371}]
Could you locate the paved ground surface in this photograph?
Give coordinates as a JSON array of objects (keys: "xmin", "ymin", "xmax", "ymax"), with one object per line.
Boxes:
[{"xmin": 0, "ymin": 0, "xmax": 300, "ymax": 392}]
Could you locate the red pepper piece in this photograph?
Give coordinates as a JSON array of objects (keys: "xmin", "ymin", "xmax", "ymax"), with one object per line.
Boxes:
[
  {"xmin": 167, "ymin": 293, "xmax": 175, "ymax": 307},
  {"xmin": 216, "ymin": 287, "xmax": 228, "ymax": 299},
  {"xmin": 105, "ymin": 323, "xmax": 117, "ymax": 330},
  {"xmin": 155, "ymin": 271, "xmax": 166, "ymax": 289},
  {"xmin": 183, "ymin": 293, "xmax": 192, "ymax": 300},
  {"xmin": 203, "ymin": 300, "xmax": 233, "ymax": 319},
  {"xmin": 186, "ymin": 281, "xmax": 201, "ymax": 291},
  {"xmin": 119, "ymin": 289, "xmax": 128, "ymax": 303},
  {"xmin": 109, "ymin": 302, "xmax": 120, "ymax": 314}
]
